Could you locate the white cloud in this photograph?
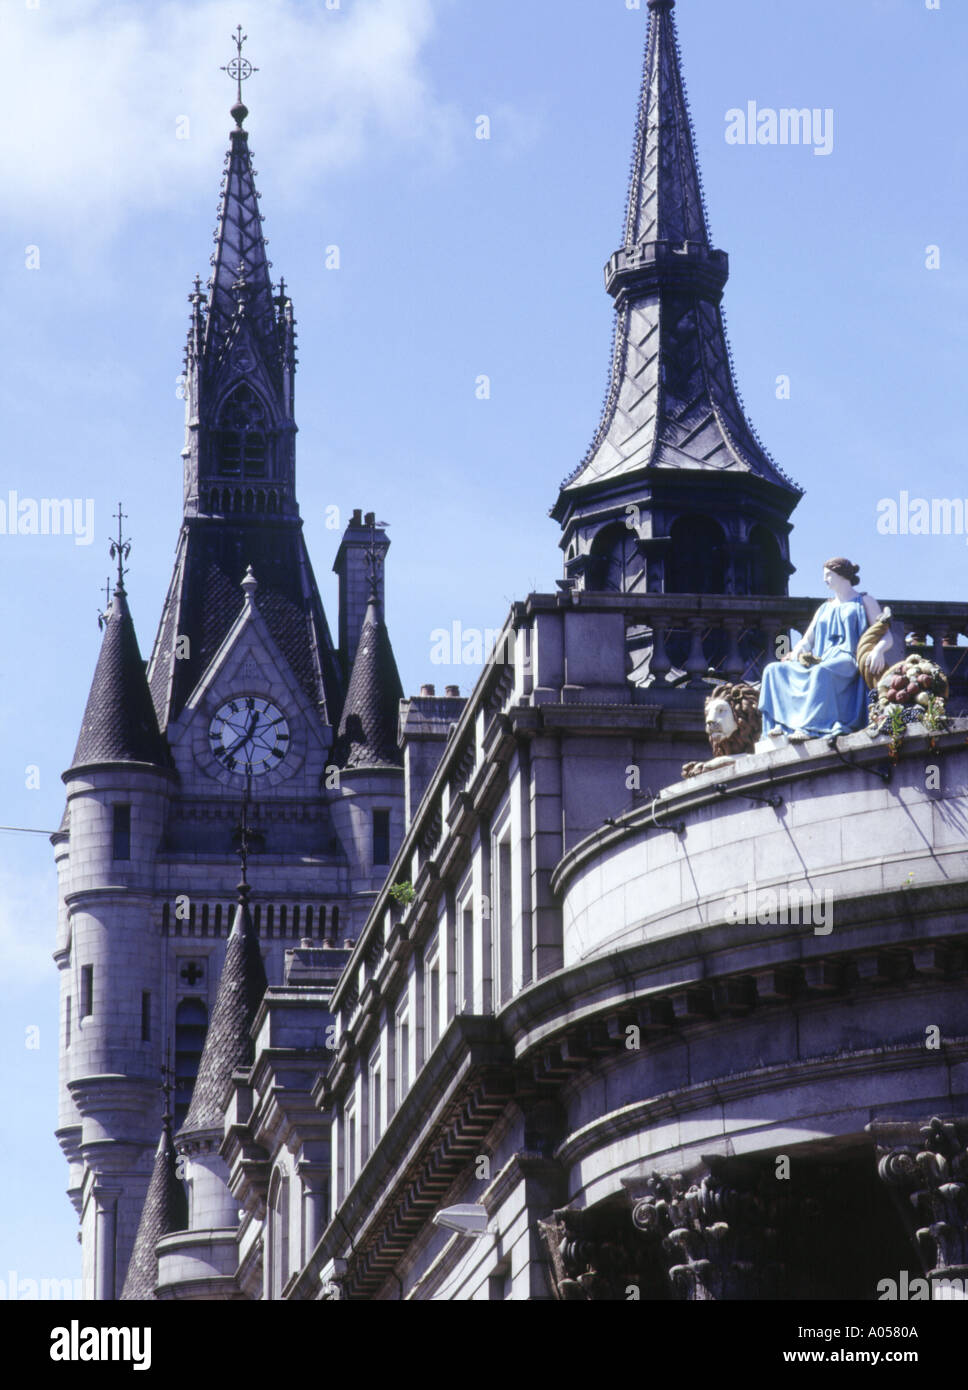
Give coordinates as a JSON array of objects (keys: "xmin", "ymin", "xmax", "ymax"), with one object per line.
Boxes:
[{"xmin": 1, "ymin": 0, "xmax": 457, "ymax": 243}]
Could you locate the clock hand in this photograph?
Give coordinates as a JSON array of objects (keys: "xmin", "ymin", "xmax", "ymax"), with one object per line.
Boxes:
[{"xmin": 225, "ymin": 712, "xmax": 259, "ymax": 755}]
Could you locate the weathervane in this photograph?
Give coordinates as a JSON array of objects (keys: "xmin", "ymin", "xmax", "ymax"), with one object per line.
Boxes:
[
  {"xmin": 160, "ymin": 1044, "xmax": 175, "ymax": 1122},
  {"xmin": 109, "ymin": 502, "xmax": 130, "ymax": 594},
  {"xmin": 364, "ymin": 519, "xmax": 390, "ymax": 601},
  {"xmin": 97, "ymin": 576, "xmax": 112, "ymax": 631},
  {"xmin": 235, "ymin": 783, "xmax": 254, "ymax": 892},
  {"xmin": 221, "ymin": 24, "xmax": 258, "ymax": 113}
]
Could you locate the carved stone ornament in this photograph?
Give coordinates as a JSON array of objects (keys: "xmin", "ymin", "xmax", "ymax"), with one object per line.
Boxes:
[{"xmin": 875, "ymin": 1116, "xmax": 968, "ymax": 1281}]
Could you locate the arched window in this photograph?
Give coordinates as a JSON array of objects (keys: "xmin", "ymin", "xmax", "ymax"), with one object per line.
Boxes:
[
  {"xmin": 586, "ymin": 524, "xmax": 646, "ymax": 593},
  {"xmin": 750, "ymin": 525, "xmax": 786, "ymax": 596},
  {"xmin": 216, "ymin": 384, "xmax": 269, "ymax": 478},
  {"xmin": 268, "ymin": 1169, "xmax": 290, "ymax": 1300},
  {"xmin": 174, "ymin": 997, "xmax": 208, "ymax": 1130},
  {"xmin": 668, "ymin": 515, "xmax": 726, "ymax": 594}
]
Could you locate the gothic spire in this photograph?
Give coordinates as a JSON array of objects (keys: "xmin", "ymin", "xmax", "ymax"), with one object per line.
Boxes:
[
  {"xmin": 623, "ymin": 0, "xmax": 710, "ymax": 259},
  {"xmin": 553, "ymin": 0, "xmax": 801, "ymax": 598},
  {"xmin": 205, "ymin": 28, "xmax": 276, "ymax": 371},
  {"xmin": 148, "ymin": 32, "xmax": 343, "ymax": 732}
]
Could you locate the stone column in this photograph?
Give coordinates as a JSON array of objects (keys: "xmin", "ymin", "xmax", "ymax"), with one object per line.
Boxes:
[
  {"xmin": 873, "ymin": 1116, "xmax": 968, "ymax": 1292},
  {"xmin": 297, "ymin": 1159, "xmax": 330, "ymax": 1261},
  {"xmin": 93, "ymin": 1182, "xmax": 122, "ymax": 1301}
]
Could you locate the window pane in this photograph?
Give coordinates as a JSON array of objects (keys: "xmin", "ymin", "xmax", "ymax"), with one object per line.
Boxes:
[{"xmin": 112, "ymin": 805, "xmax": 131, "ymax": 861}]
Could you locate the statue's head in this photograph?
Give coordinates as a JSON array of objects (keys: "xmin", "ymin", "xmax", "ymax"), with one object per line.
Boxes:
[
  {"xmin": 704, "ymin": 694, "xmax": 738, "ymax": 741},
  {"xmin": 702, "ymin": 682, "xmax": 762, "ymax": 756},
  {"xmin": 823, "ymin": 556, "xmax": 860, "ymax": 588}
]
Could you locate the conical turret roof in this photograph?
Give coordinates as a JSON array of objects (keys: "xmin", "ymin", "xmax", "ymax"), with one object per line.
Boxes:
[
  {"xmin": 119, "ymin": 1115, "xmax": 187, "ymax": 1301},
  {"xmin": 335, "ymin": 593, "xmax": 404, "ymax": 769},
  {"xmin": 70, "ymin": 586, "xmax": 172, "ymax": 770},
  {"xmin": 179, "ymin": 879, "xmax": 267, "ymax": 1135}
]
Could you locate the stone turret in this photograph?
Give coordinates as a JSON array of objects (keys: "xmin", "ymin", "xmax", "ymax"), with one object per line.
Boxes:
[
  {"xmin": 331, "ymin": 588, "xmax": 405, "ymax": 918},
  {"xmin": 57, "ymin": 579, "xmax": 177, "ymax": 1298}
]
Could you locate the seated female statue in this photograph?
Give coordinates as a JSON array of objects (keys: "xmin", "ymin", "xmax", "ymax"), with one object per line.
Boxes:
[{"xmin": 759, "ymin": 557, "xmax": 892, "ymax": 742}]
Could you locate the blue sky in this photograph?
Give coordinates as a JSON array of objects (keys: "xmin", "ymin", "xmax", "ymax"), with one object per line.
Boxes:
[{"xmin": 0, "ymin": 0, "xmax": 964, "ymax": 1291}]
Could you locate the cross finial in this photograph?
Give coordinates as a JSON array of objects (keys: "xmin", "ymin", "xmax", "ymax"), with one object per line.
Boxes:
[
  {"xmin": 109, "ymin": 502, "xmax": 130, "ymax": 594},
  {"xmin": 221, "ymin": 24, "xmax": 258, "ymax": 127}
]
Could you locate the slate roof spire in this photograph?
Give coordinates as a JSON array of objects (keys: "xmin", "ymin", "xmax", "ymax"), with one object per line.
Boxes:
[
  {"xmin": 147, "ymin": 35, "xmax": 344, "ymax": 732},
  {"xmin": 178, "ymin": 826, "xmax": 268, "ymax": 1136},
  {"xmin": 206, "ymin": 28, "xmax": 276, "ymax": 373},
  {"xmin": 553, "ymin": 0, "xmax": 801, "ymax": 596},
  {"xmin": 119, "ymin": 1095, "xmax": 187, "ymax": 1301},
  {"xmin": 623, "ymin": 0, "xmax": 710, "ymax": 260},
  {"xmin": 70, "ymin": 517, "xmax": 172, "ymax": 771},
  {"xmin": 335, "ymin": 588, "xmax": 404, "ymax": 770}
]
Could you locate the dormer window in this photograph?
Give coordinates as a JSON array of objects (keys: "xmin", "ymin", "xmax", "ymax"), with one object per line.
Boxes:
[{"xmin": 216, "ymin": 384, "xmax": 268, "ymax": 479}]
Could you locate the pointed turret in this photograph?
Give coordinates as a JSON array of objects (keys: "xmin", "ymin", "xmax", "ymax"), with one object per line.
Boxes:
[
  {"xmin": 179, "ymin": 870, "xmax": 267, "ymax": 1136},
  {"xmin": 335, "ymin": 591, "xmax": 404, "ymax": 769},
  {"xmin": 554, "ymin": 0, "xmax": 801, "ymax": 598},
  {"xmin": 204, "ymin": 102, "xmax": 278, "ymax": 375},
  {"xmin": 71, "ymin": 583, "xmax": 171, "ymax": 770},
  {"xmin": 119, "ymin": 1111, "xmax": 188, "ymax": 1301}
]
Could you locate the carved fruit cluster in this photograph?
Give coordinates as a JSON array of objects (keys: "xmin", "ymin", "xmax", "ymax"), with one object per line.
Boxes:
[{"xmin": 870, "ymin": 657, "xmax": 948, "ymax": 731}]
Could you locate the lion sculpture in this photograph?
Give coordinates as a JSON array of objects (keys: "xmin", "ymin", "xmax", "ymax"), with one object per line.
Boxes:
[{"xmin": 681, "ymin": 682, "xmax": 763, "ymax": 779}]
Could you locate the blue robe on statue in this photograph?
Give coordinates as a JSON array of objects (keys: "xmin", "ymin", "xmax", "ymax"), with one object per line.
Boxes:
[{"xmin": 759, "ymin": 595, "xmax": 869, "ymax": 738}]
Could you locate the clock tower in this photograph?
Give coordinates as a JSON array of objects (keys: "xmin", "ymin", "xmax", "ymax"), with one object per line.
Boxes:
[{"xmin": 54, "ymin": 38, "xmax": 405, "ymax": 1298}]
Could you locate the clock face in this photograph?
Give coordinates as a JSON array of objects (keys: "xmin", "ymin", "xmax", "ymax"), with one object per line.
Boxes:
[{"xmin": 208, "ymin": 696, "xmax": 290, "ymax": 777}]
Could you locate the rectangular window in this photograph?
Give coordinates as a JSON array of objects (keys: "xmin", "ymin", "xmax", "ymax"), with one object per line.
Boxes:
[
  {"xmin": 80, "ymin": 965, "xmax": 93, "ymax": 1019},
  {"xmin": 368, "ymin": 1048, "xmax": 382, "ymax": 1150},
  {"xmin": 372, "ymin": 809, "xmax": 390, "ymax": 866},
  {"xmin": 395, "ymin": 1005, "xmax": 410, "ymax": 1107},
  {"xmin": 496, "ymin": 836, "xmax": 513, "ymax": 1006},
  {"xmin": 489, "ymin": 1263, "xmax": 512, "ymax": 1301},
  {"xmin": 345, "ymin": 1105, "xmax": 357, "ymax": 1190},
  {"xmin": 426, "ymin": 953, "xmax": 440, "ymax": 1052},
  {"xmin": 460, "ymin": 903, "xmax": 474, "ymax": 1013},
  {"xmin": 112, "ymin": 804, "xmax": 131, "ymax": 861},
  {"xmin": 141, "ymin": 991, "xmax": 151, "ymax": 1042},
  {"xmin": 65, "ymin": 996, "xmax": 71, "ymax": 1049}
]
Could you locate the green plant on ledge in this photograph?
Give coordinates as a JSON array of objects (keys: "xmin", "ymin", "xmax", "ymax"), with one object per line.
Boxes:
[
  {"xmin": 922, "ymin": 694, "xmax": 947, "ymax": 734},
  {"xmin": 887, "ymin": 706, "xmax": 905, "ymax": 763},
  {"xmin": 389, "ymin": 881, "xmax": 416, "ymax": 908}
]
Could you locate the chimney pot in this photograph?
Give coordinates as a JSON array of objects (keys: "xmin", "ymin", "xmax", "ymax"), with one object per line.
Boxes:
[
  {"xmin": 420, "ymin": 683, "xmax": 436, "ymax": 697},
  {"xmin": 364, "ymin": 511, "xmax": 375, "ymax": 527},
  {"xmin": 351, "ymin": 508, "xmax": 362, "ymax": 526},
  {"xmin": 445, "ymin": 685, "xmax": 460, "ymax": 697}
]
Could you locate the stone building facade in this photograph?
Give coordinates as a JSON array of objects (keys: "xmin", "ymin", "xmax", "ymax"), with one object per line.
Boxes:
[{"xmin": 55, "ymin": 0, "xmax": 968, "ymax": 1300}]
